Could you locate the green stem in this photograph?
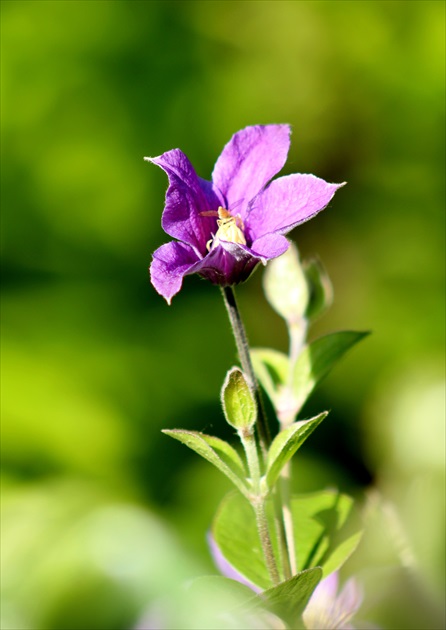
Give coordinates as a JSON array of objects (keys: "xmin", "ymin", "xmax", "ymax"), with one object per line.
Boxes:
[
  {"xmin": 221, "ymin": 285, "xmax": 285, "ymax": 583},
  {"xmin": 253, "ymin": 500, "xmax": 281, "ymax": 586},
  {"xmin": 220, "ymin": 286, "xmax": 271, "ymax": 454},
  {"xmin": 239, "ymin": 424, "xmax": 282, "ymax": 585},
  {"xmin": 279, "ymin": 318, "xmax": 308, "ymax": 427},
  {"xmin": 279, "ymin": 317, "xmax": 309, "ymax": 575},
  {"xmin": 280, "ymin": 464, "xmax": 297, "ymax": 575},
  {"xmin": 239, "ymin": 427, "xmax": 261, "ymax": 489}
]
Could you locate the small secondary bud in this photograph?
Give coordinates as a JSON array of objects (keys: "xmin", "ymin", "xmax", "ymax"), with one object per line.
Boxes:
[
  {"xmin": 263, "ymin": 242, "xmax": 309, "ymax": 325},
  {"xmin": 221, "ymin": 367, "xmax": 257, "ymax": 431}
]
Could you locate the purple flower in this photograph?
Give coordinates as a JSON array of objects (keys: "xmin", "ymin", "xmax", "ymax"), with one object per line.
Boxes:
[
  {"xmin": 302, "ymin": 572, "xmax": 363, "ymax": 630},
  {"xmin": 146, "ymin": 125, "xmax": 344, "ymax": 304}
]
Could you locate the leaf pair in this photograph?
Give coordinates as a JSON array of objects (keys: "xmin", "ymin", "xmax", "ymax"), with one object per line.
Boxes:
[
  {"xmin": 251, "ymin": 330, "xmax": 369, "ymax": 421},
  {"xmin": 164, "ymin": 411, "xmax": 326, "ymax": 498},
  {"xmin": 212, "ymin": 490, "xmax": 362, "ymax": 592},
  {"xmin": 162, "ymin": 429, "xmax": 250, "ymax": 497}
]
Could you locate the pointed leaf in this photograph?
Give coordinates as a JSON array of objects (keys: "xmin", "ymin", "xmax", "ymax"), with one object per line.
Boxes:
[
  {"xmin": 257, "ymin": 568, "xmax": 322, "ymax": 627},
  {"xmin": 221, "ymin": 368, "xmax": 256, "ymax": 430},
  {"xmin": 292, "ymin": 331, "xmax": 369, "ymax": 411},
  {"xmin": 250, "ymin": 348, "xmax": 289, "ymax": 405},
  {"xmin": 320, "ymin": 529, "xmax": 363, "ymax": 578},
  {"xmin": 265, "ymin": 413, "xmax": 328, "ymax": 489},
  {"xmin": 186, "ymin": 575, "xmax": 320, "ymax": 630},
  {"xmin": 163, "ymin": 430, "xmax": 249, "ymax": 496},
  {"xmin": 292, "ymin": 490, "xmax": 363, "ymax": 576},
  {"xmin": 200, "ymin": 433, "xmax": 247, "ymax": 478}
]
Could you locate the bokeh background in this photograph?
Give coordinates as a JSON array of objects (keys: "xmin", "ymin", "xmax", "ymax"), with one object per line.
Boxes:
[{"xmin": 1, "ymin": 1, "xmax": 444, "ymax": 628}]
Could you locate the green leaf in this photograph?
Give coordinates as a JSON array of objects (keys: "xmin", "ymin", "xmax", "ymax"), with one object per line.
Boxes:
[
  {"xmin": 292, "ymin": 331, "xmax": 369, "ymax": 411},
  {"xmin": 265, "ymin": 413, "xmax": 328, "ymax": 489},
  {"xmin": 199, "ymin": 433, "xmax": 247, "ymax": 478},
  {"xmin": 212, "ymin": 490, "xmax": 362, "ymax": 591},
  {"xmin": 256, "ymin": 568, "xmax": 322, "ymax": 628},
  {"xmin": 250, "ymin": 348, "xmax": 289, "ymax": 406},
  {"xmin": 163, "ymin": 430, "xmax": 249, "ymax": 496},
  {"xmin": 186, "ymin": 575, "xmax": 320, "ymax": 629},
  {"xmin": 292, "ymin": 490, "xmax": 363, "ymax": 576},
  {"xmin": 221, "ymin": 368, "xmax": 256, "ymax": 431},
  {"xmin": 212, "ymin": 491, "xmax": 272, "ymax": 590}
]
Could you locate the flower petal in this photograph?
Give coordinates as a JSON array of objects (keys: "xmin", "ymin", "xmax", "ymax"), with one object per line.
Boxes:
[
  {"xmin": 337, "ymin": 578, "xmax": 363, "ymax": 617},
  {"xmin": 302, "ymin": 573, "xmax": 363, "ymax": 630},
  {"xmin": 146, "ymin": 149, "xmax": 220, "ymax": 255},
  {"xmin": 312, "ymin": 571, "xmax": 339, "ymax": 605},
  {"xmin": 250, "ymin": 233, "xmax": 290, "ymax": 260},
  {"xmin": 247, "ymin": 174, "xmax": 345, "ymax": 240},
  {"xmin": 150, "ymin": 241, "xmax": 199, "ymax": 304},
  {"xmin": 212, "ymin": 125, "xmax": 291, "ymax": 217},
  {"xmin": 302, "ymin": 572, "xmax": 336, "ymax": 629}
]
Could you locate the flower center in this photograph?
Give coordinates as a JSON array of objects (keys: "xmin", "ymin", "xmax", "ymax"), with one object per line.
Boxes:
[{"xmin": 203, "ymin": 207, "xmax": 246, "ymax": 251}]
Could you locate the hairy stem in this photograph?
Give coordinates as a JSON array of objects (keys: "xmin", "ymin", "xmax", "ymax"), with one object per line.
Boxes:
[
  {"xmin": 240, "ymin": 421, "xmax": 282, "ymax": 585},
  {"xmin": 271, "ymin": 486, "xmax": 292, "ymax": 580},
  {"xmin": 221, "ymin": 285, "xmax": 286, "ymax": 583},
  {"xmin": 253, "ymin": 500, "xmax": 281, "ymax": 586}
]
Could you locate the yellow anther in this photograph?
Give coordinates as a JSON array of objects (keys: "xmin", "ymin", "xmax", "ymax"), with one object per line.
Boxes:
[{"xmin": 202, "ymin": 207, "xmax": 246, "ymax": 251}]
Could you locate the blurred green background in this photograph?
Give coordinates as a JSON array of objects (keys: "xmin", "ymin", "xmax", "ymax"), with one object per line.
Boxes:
[{"xmin": 1, "ymin": 1, "xmax": 444, "ymax": 628}]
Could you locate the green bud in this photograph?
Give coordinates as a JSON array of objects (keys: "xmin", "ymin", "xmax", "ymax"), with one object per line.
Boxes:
[
  {"xmin": 221, "ymin": 368, "xmax": 256, "ymax": 431},
  {"xmin": 263, "ymin": 242, "xmax": 310, "ymax": 325},
  {"xmin": 303, "ymin": 256, "xmax": 333, "ymax": 321}
]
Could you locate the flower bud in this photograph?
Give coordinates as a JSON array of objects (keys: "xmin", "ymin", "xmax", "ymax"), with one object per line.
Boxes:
[
  {"xmin": 221, "ymin": 368, "xmax": 257, "ymax": 431},
  {"xmin": 263, "ymin": 242, "xmax": 309, "ymax": 325}
]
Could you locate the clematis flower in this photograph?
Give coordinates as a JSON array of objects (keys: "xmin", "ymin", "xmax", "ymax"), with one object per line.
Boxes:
[
  {"xmin": 146, "ymin": 125, "xmax": 344, "ymax": 304},
  {"xmin": 302, "ymin": 572, "xmax": 363, "ymax": 630}
]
